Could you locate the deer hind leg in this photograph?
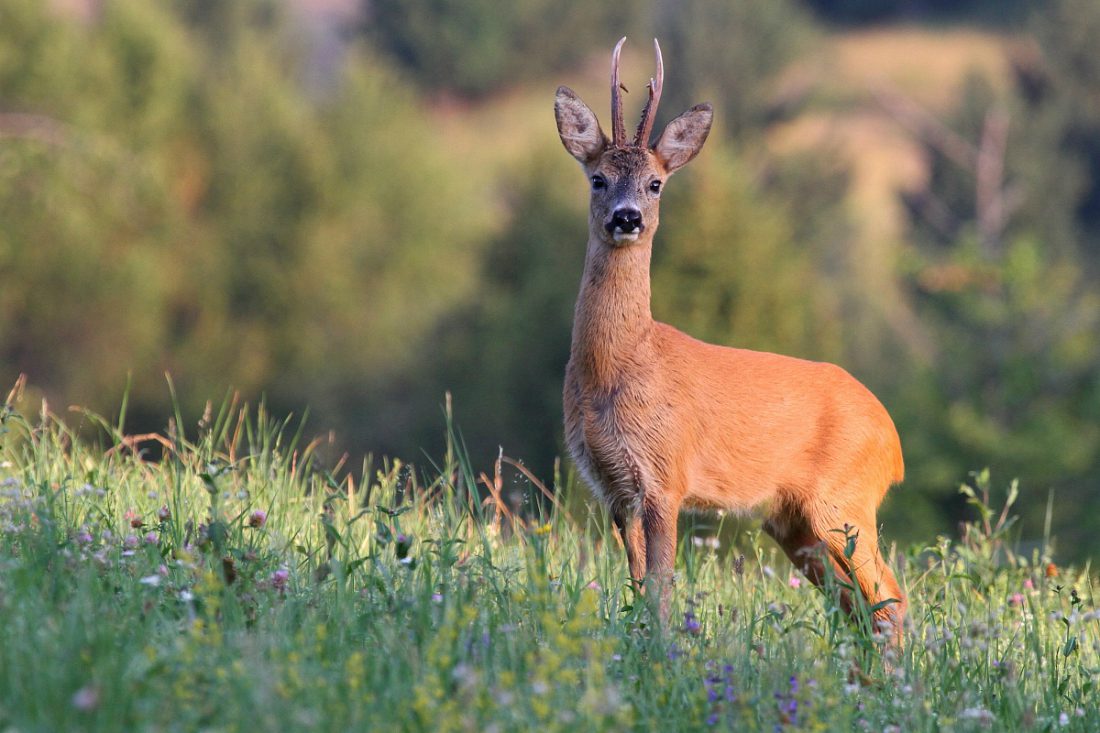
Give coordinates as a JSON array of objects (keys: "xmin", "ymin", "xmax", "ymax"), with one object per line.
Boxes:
[
  {"xmin": 814, "ymin": 511, "xmax": 907, "ymax": 646},
  {"xmin": 763, "ymin": 512, "xmax": 856, "ymax": 615},
  {"xmin": 766, "ymin": 507, "xmax": 906, "ymax": 646}
]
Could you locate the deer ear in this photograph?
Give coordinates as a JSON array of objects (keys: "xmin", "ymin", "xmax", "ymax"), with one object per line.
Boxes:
[
  {"xmin": 653, "ymin": 104, "xmax": 713, "ymax": 174},
  {"xmin": 555, "ymin": 86, "xmax": 608, "ymax": 165}
]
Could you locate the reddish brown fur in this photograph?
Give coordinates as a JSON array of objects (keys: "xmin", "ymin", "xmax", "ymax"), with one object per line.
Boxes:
[{"xmin": 555, "ymin": 41, "xmax": 906, "ymax": 642}]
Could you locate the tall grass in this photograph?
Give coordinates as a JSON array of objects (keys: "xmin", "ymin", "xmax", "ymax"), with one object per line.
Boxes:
[{"xmin": 0, "ymin": 385, "xmax": 1096, "ymax": 732}]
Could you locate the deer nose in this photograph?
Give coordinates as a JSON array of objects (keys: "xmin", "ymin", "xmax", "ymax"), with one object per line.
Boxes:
[{"xmin": 609, "ymin": 207, "xmax": 643, "ymax": 233}]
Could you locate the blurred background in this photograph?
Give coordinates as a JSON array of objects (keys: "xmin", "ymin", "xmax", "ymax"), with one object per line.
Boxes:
[{"xmin": 2, "ymin": 0, "xmax": 1098, "ymax": 558}]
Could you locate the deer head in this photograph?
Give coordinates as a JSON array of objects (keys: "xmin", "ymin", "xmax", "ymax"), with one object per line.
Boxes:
[{"xmin": 555, "ymin": 38, "xmax": 713, "ymax": 247}]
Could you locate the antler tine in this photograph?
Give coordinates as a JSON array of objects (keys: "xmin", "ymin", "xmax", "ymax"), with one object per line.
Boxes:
[
  {"xmin": 610, "ymin": 36, "xmax": 627, "ymax": 147},
  {"xmin": 633, "ymin": 38, "xmax": 664, "ymax": 147}
]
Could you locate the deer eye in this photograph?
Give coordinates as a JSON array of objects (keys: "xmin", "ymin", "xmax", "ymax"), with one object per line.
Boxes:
[
  {"xmin": 590, "ymin": 175, "xmax": 607, "ymax": 191},
  {"xmin": 649, "ymin": 180, "xmax": 662, "ymax": 194}
]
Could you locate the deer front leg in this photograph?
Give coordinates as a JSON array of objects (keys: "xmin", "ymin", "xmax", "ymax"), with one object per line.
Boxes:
[
  {"xmin": 643, "ymin": 494, "xmax": 680, "ymax": 624},
  {"xmin": 614, "ymin": 512, "xmax": 647, "ymax": 591}
]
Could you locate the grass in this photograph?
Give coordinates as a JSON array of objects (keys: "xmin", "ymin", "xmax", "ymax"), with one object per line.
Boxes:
[{"xmin": 0, "ymin": 387, "xmax": 1097, "ymax": 732}]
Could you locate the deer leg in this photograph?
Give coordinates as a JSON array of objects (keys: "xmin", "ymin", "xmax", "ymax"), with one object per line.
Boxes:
[
  {"xmin": 815, "ymin": 514, "xmax": 907, "ymax": 647},
  {"xmin": 764, "ymin": 512, "xmax": 856, "ymax": 616},
  {"xmin": 642, "ymin": 494, "xmax": 679, "ymax": 624},
  {"xmin": 614, "ymin": 512, "xmax": 646, "ymax": 592}
]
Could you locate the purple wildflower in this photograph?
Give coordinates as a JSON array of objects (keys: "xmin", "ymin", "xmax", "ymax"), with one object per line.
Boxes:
[{"xmin": 271, "ymin": 567, "xmax": 289, "ymax": 591}]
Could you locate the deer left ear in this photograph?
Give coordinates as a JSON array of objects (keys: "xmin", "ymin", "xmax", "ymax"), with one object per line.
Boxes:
[{"xmin": 653, "ymin": 104, "xmax": 713, "ymax": 174}]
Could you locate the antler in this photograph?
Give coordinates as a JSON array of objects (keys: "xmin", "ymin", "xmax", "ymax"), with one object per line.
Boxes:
[
  {"xmin": 633, "ymin": 39, "xmax": 664, "ymax": 147},
  {"xmin": 610, "ymin": 37, "xmax": 627, "ymax": 147}
]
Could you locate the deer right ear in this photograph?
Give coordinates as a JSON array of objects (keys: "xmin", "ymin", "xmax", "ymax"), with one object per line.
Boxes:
[{"xmin": 555, "ymin": 86, "xmax": 608, "ymax": 165}]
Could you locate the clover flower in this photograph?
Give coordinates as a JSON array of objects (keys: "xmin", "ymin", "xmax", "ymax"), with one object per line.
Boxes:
[{"xmin": 271, "ymin": 567, "xmax": 290, "ymax": 591}]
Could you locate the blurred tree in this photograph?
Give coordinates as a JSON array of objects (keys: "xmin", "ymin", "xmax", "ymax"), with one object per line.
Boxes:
[
  {"xmin": 881, "ymin": 0, "xmax": 1100, "ymax": 554},
  {"xmin": 650, "ymin": 0, "xmax": 817, "ymax": 142},
  {"xmin": 399, "ymin": 150, "xmax": 586, "ymax": 476},
  {"xmin": 1025, "ymin": 0, "xmax": 1100, "ymax": 257},
  {"xmin": 651, "ymin": 136, "xmax": 843, "ymax": 362},
  {"xmin": 0, "ymin": 0, "xmax": 491, "ymax": 442},
  {"xmin": 362, "ymin": 0, "xmax": 646, "ymax": 98},
  {"xmin": 799, "ymin": 0, "xmax": 1033, "ymax": 25}
]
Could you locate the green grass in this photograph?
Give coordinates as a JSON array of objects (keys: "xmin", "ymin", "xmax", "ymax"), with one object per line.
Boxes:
[{"xmin": 0, "ymin": 390, "xmax": 1097, "ymax": 732}]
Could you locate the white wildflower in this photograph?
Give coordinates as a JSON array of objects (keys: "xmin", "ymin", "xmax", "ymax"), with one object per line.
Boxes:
[{"xmin": 960, "ymin": 707, "xmax": 994, "ymax": 725}]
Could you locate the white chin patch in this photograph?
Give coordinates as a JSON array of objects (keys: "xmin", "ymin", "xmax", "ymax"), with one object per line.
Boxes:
[{"xmin": 612, "ymin": 231, "xmax": 640, "ymax": 243}]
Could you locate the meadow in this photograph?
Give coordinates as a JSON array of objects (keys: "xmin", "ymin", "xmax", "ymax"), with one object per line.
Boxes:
[{"xmin": 0, "ymin": 387, "xmax": 1097, "ymax": 732}]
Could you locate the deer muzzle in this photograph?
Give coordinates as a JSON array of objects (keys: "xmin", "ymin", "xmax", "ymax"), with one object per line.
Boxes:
[{"xmin": 607, "ymin": 207, "xmax": 644, "ymax": 242}]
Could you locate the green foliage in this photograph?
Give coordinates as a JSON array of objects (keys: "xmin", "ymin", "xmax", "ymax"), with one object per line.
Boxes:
[
  {"xmin": 883, "ymin": 0, "xmax": 1100, "ymax": 553},
  {"xmin": 895, "ymin": 233, "xmax": 1100, "ymax": 549},
  {"xmin": 652, "ymin": 138, "xmax": 843, "ymax": 361},
  {"xmin": 1027, "ymin": 0, "xmax": 1100, "ymax": 249},
  {"xmin": 800, "ymin": 0, "xmax": 1034, "ymax": 24},
  {"xmin": 652, "ymin": 0, "xmax": 817, "ymax": 141},
  {"xmin": 0, "ymin": 0, "xmax": 491, "ymax": 439},
  {"xmin": 409, "ymin": 150, "xmax": 586, "ymax": 474},
  {"xmin": 1, "ymin": 403, "xmax": 1098, "ymax": 731},
  {"xmin": 363, "ymin": 0, "xmax": 646, "ymax": 98}
]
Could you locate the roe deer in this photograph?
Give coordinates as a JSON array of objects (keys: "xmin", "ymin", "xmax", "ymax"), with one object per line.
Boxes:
[{"xmin": 555, "ymin": 38, "xmax": 906, "ymax": 641}]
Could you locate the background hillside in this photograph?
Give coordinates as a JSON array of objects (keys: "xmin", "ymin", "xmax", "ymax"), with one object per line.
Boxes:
[{"xmin": 2, "ymin": 0, "xmax": 1098, "ymax": 557}]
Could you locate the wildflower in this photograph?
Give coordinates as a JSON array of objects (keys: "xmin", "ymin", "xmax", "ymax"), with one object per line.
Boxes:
[
  {"xmin": 271, "ymin": 567, "xmax": 290, "ymax": 591},
  {"xmin": 144, "ymin": 532, "xmax": 158, "ymax": 545},
  {"xmin": 139, "ymin": 575, "xmax": 161, "ymax": 587},
  {"xmin": 71, "ymin": 685, "xmax": 99, "ymax": 711},
  {"xmin": 683, "ymin": 611, "xmax": 702, "ymax": 635},
  {"xmin": 248, "ymin": 510, "xmax": 267, "ymax": 528},
  {"xmin": 1059, "ymin": 712, "xmax": 1070, "ymax": 727},
  {"xmin": 960, "ymin": 707, "xmax": 994, "ymax": 725},
  {"xmin": 157, "ymin": 564, "xmax": 169, "ymax": 577},
  {"xmin": 788, "ymin": 576, "xmax": 802, "ymax": 589},
  {"xmin": 75, "ymin": 529, "xmax": 94, "ymax": 545},
  {"xmin": 431, "ymin": 593, "xmax": 443, "ymax": 603},
  {"xmin": 123, "ymin": 534, "xmax": 139, "ymax": 549},
  {"xmin": 1023, "ymin": 578, "xmax": 1034, "ymax": 590},
  {"xmin": 1046, "ymin": 562, "xmax": 1058, "ymax": 578},
  {"xmin": 587, "ymin": 580, "xmax": 601, "ymax": 591},
  {"xmin": 395, "ymin": 532, "xmax": 412, "ymax": 559},
  {"xmin": 1009, "ymin": 593, "xmax": 1025, "ymax": 606},
  {"xmin": 157, "ymin": 505, "xmax": 170, "ymax": 521}
]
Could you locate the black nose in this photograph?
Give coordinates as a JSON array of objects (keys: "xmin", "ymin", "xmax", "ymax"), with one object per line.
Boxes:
[{"xmin": 609, "ymin": 207, "xmax": 643, "ymax": 233}]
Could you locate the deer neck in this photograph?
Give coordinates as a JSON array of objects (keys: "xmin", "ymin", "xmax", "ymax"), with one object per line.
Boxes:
[{"xmin": 570, "ymin": 235, "xmax": 654, "ymax": 389}]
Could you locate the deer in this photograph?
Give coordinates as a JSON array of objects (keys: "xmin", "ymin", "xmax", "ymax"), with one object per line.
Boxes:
[{"xmin": 555, "ymin": 38, "xmax": 907, "ymax": 643}]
